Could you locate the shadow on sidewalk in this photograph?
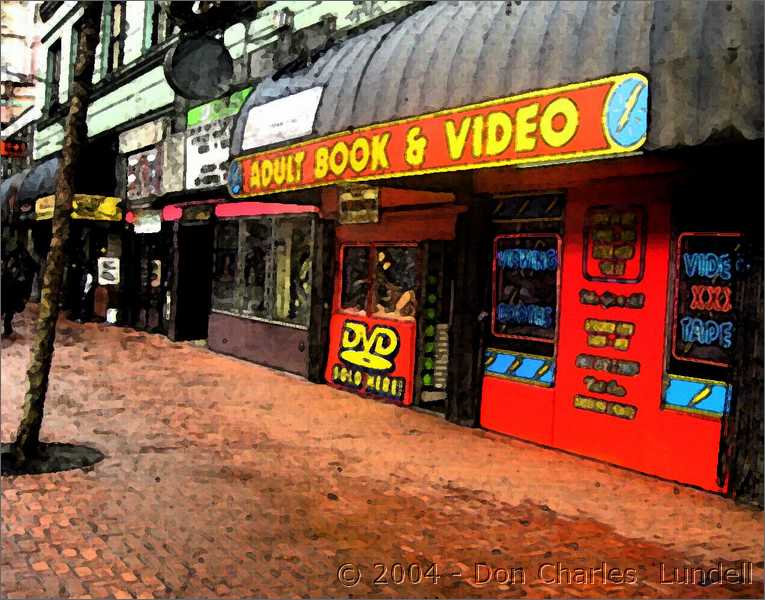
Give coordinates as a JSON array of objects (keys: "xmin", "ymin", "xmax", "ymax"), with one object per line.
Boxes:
[{"xmin": 1, "ymin": 442, "xmax": 104, "ymax": 476}]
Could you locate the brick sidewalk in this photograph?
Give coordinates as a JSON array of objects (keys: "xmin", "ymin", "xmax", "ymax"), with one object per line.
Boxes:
[{"xmin": 1, "ymin": 307, "xmax": 762, "ymax": 598}]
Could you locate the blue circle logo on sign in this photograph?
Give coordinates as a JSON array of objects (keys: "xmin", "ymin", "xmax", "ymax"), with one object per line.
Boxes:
[
  {"xmin": 605, "ymin": 76, "xmax": 648, "ymax": 149},
  {"xmin": 228, "ymin": 160, "xmax": 242, "ymax": 195}
]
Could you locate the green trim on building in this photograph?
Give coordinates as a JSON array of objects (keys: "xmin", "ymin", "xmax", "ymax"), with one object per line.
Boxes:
[{"xmin": 187, "ymin": 87, "xmax": 253, "ymax": 128}]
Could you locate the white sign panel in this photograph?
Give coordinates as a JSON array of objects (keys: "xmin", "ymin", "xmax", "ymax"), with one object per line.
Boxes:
[
  {"xmin": 133, "ymin": 209, "xmax": 162, "ymax": 234},
  {"xmin": 119, "ymin": 118, "xmax": 168, "ymax": 154},
  {"xmin": 162, "ymin": 133, "xmax": 185, "ymax": 194},
  {"xmin": 186, "ymin": 116, "xmax": 233, "ymax": 190},
  {"xmin": 241, "ymin": 86, "xmax": 323, "ymax": 151},
  {"xmin": 97, "ymin": 257, "xmax": 120, "ymax": 286}
]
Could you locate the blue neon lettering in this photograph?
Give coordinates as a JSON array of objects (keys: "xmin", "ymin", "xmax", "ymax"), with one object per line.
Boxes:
[
  {"xmin": 497, "ymin": 248, "xmax": 558, "ymax": 271},
  {"xmin": 497, "ymin": 303, "xmax": 553, "ymax": 328},
  {"xmin": 683, "ymin": 252, "xmax": 732, "ymax": 281},
  {"xmin": 680, "ymin": 316, "xmax": 733, "ymax": 349}
]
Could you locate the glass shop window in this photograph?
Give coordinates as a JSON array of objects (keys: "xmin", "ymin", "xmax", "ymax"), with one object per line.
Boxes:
[
  {"xmin": 339, "ymin": 244, "xmax": 419, "ymax": 321},
  {"xmin": 373, "ymin": 246, "xmax": 418, "ymax": 320},
  {"xmin": 492, "ymin": 234, "xmax": 561, "ymax": 342},
  {"xmin": 341, "ymin": 246, "xmax": 370, "ymax": 313},
  {"xmin": 490, "ymin": 195, "xmax": 565, "ymax": 357},
  {"xmin": 211, "ymin": 215, "xmax": 315, "ymax": 327},
  {"xmin": 274, "ymin": 219, "xmax": 313, "ymax": 325},
  {"xmin": 241, "ymin": 219, "xmax": 271, "ymax": 318},
  {"xmin": 211, "ymin": 220, "xmax": 239, "ymax": 312}
]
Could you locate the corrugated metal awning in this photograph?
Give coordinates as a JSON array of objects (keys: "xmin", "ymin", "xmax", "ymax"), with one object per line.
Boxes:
[
  {"xmin": 0, "ymin": 169, "xmax": 29, "ymax": 224},
  {"xmin": 16, "ymin": 157, "xmax": 59, "ymax": 205},
  {"xmin": 231, "ymin": 0, "xmax": 763, "ymax": 156}
]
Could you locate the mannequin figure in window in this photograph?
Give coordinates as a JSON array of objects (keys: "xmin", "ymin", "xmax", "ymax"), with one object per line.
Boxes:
[{"xmin": 243, "ymin": 236, "xmax": 266, "ymax": 312}]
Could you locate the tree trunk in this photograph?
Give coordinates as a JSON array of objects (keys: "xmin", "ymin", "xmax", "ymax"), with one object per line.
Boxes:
[{"xmin": 13, "ymin": 2, "xmax": 103, "ymax": 459}]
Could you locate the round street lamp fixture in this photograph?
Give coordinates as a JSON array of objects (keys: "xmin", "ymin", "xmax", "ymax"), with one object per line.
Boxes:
[
  {"xmin": 160, "ymin": 1, "xmax": 271, "ymax": 100},
  {"xmin": 163, "ymin": 34, "xmax": 234, "ymax": 101}
]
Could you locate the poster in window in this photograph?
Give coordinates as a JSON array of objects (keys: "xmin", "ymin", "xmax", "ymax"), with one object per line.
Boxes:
[
  {"xmin": 583, "ymin": 205, "xmax": 646, "ymax": 283},
  {"xmin": 97, "ymin": 257, "xmax": 120, "ymax": 286},
  {"xmin": 672, "ymin": 232, "xmax": 745, "ymax": 367},
  {"xmin": 492, "ymin": 234, "xmax": 561, "ymax": 342}
]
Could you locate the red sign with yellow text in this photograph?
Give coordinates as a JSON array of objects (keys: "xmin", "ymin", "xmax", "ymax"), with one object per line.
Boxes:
[
  {"xmin": 325, "ymin": 314, "xmax": 417, "ymax": 406},
  {"xmin": 229, "ymin": 73, "xmax": 648, "ymax": 198}
]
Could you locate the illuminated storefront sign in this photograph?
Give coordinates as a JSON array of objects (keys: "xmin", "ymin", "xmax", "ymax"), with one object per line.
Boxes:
[
  {"xmin": 35, "ymin": 194, "xmax": 122, "ymax": 221},
  {"xmin": 0, "ymin": 140, "xmax": 27, "ymax": 157},
  {"xmin": 671, "ymin": 232, "xmax": 744, "ymax": 367},
  {"xmin": 229, "ymin": 73, "xmax": 648, "ymax": 198}
]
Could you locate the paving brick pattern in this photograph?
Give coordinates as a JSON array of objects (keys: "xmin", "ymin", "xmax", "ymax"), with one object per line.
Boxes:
[{"xmin": 1, "ymin": 308, "xmax": 763, "ymax": 598}]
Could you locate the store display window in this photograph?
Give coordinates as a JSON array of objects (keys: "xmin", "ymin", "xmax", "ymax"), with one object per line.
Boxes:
[
  {"xmin": 339, "ymin": 244, "xmax": 419, "ymax": 321},
  {"xmin": 211, "ymin": 215, "xmax": 315, "ymax": 327}
]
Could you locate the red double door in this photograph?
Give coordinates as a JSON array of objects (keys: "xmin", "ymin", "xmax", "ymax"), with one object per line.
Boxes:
[{"xmin": 483, "ymin": 179, "xmax": 724, "ymax": 492}]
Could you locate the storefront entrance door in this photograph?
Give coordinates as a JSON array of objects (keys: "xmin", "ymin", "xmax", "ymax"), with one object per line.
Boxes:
[
  {"xmin": 174, "ymin": 222, "xmax": 213, "ymax": 340},
  {"xmin": 554, "ymin": 188, "xmax": 669, "ymax": 471}
]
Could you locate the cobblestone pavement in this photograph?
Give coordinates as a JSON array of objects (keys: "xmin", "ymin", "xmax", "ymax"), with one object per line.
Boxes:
[{"xmin": 1, "ymin": 307, "xmax": 763, "ymax": 599}]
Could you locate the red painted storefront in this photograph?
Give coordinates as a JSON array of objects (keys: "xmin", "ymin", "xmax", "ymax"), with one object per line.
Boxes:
[
  {"xmin": 228, "ymin": 69, "xmax": 754, "ymax": 494},
  {"xmin": 322, "ymin": 188, "xmax": 462, "ymax": 409},
  {"xmin": 477, "ymin": 161, "xmax": 733, "ymax": 493}
]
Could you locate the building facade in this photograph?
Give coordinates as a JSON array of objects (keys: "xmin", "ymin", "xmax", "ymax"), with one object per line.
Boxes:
[{"xmin": 1, "ymin": 1, "xmax": 762, "ymax": 503}]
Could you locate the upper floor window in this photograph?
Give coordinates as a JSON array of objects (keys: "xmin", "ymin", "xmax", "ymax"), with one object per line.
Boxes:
[
  {"xmin": 45, "ymin": 40, "xmax": 61, "ymax": 108},
  {"xmin": 107, "ymin": 0, "xmax": 127, "ymax": 74},
  {"xmin": 149, "ymin": 2, "xmax": 175, "ymax": 48},
  {"xmin": 69, "ymin": 20, "xmax": 82, "ymax": 91}
]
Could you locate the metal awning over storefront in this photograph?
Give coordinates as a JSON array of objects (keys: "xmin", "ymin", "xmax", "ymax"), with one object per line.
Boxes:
[
  {"xmin": 0, "ymin": 168, "xmax": 30, "ymax": 223},
  {"xmin": 231, "ymin": 0, "xmax": 763, "ymax": 157},
  {"xmin": 16, "ymin": 157, "xmax": 59, "ymax": 206}
]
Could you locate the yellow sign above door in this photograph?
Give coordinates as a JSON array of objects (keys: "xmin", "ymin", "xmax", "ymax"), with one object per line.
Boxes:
[{"xmin": 35, "ymin": 195, "xmax": 123, "ymax": 222}]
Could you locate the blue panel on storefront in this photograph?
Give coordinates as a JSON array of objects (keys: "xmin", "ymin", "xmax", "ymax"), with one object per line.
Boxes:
[
  {"xmin": 484, "ymin": 349, "xmax": 555, "ymax": 386},
  {"xmin": 663, "ymin": 375, "xmax": 730, "ymax": 416},
  {"xmin": 485, "ymin": 351, "xmax": 515, "ymax": 375},
  {"xmin": 514, "ymin": 358, "xmax": 544, "ymax": 380}
]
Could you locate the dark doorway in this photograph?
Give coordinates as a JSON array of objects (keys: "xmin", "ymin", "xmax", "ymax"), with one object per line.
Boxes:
[
  {"xmin": 173, "ymin": 222, "xmax": 214, "ymax": 340},
  {"xmin": 130, "ymin": 227, "xmax": 171, "ymax": 334}
]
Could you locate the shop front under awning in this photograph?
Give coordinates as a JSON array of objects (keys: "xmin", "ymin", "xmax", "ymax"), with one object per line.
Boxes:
[{"xmin": 231, "ymin": 0, "xmax": 763, "ymax": 157}]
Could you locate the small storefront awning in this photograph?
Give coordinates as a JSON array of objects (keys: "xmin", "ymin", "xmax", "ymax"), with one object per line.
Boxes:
[
  {"xmin": 16, "ymin": 157, "xmax": 59, "ymax": 205},
  {"xmin": 0, "ymin": 168, "xmax": 29, "ymax": 223},
  {"xmin": 231, "ymin": 0, "xmax": 763, "ymax": 156}
]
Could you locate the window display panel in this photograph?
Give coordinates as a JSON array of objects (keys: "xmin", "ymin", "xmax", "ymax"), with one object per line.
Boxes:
[
  {"xmin": 341, "ymin": 246, "xmax": 370, "ymax": 314},
  {"xmin": 492, "ymin": 234, "xmax": 561, "ymax": 342},
  {"xmin": 212, "ymin": 215, "xmax": 316, "ymax": 328},
  {"xmin": 373, "ymin": 246, "xmax": 418, "ymax": 321},
  {"xmin": 276, "ymin": 216, "xmax": 313, "ymax": 327},
  {"xmin": 241, "ymin": 218, "xmax": 271, "ymax": 318},
  {"xmin": 211, "ymin": 220, "xmax": 239, "ymax": 312}
]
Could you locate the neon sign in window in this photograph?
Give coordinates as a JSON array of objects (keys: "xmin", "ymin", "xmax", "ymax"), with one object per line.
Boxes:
[
  {"xmin": 671, "ymin": 232, "xmax": 744, "ymax": 367},
  {"xmin": 492, "ymin": 234, "xmax": 562, "ymax": 343}
]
